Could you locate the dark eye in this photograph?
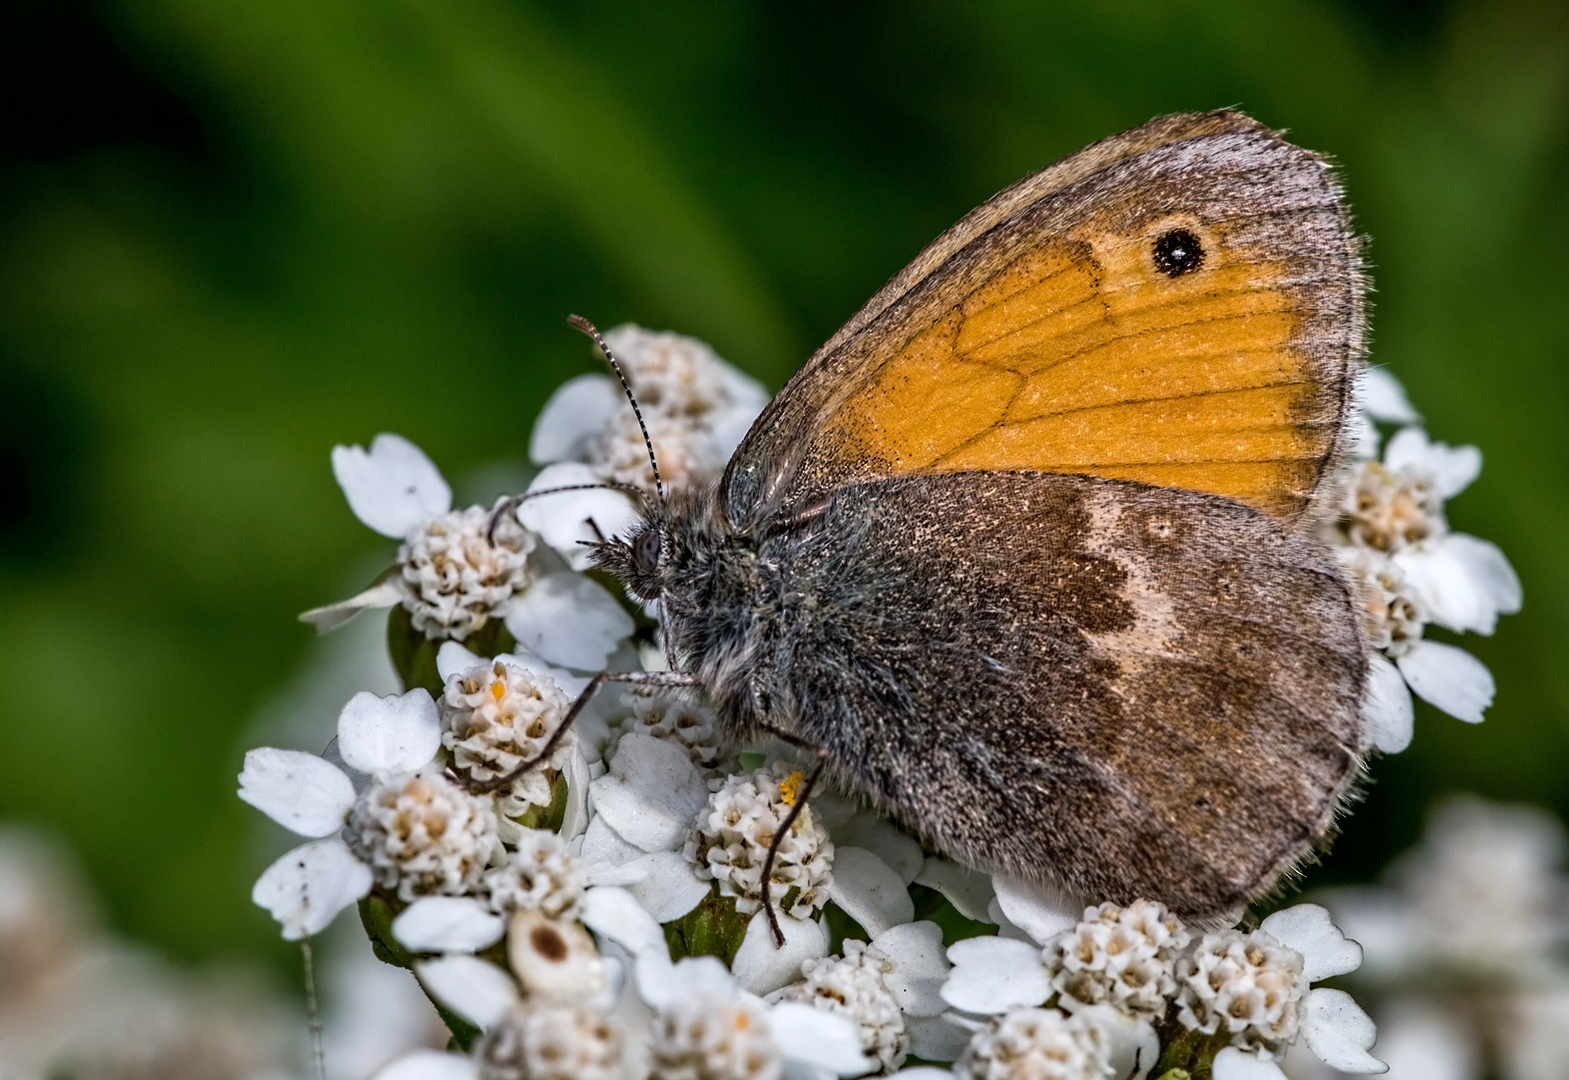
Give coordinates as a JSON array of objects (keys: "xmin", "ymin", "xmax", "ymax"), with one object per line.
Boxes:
[
  {"xmin": 633, "ymin": 528, "xmax": 662, "ymax": 571},
  {"xmin": 1152, "ymin": 228, "xmax": 1204, "ymax": 277}
]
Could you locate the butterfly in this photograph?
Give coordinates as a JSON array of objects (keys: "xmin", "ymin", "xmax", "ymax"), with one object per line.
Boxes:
[{"xmin": 513, "ymin": 109, "xmax": 1370, "ymax": 937}]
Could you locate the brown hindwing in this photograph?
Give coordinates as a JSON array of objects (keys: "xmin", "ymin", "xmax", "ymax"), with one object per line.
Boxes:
[{"xmin": 758, "ymin": 470, "xmax": 1368, "ymax": 921}]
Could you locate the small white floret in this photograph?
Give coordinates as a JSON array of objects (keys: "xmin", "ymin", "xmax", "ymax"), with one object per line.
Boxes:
[
  {"xmin": 415, "ymin": 954, "xmax": 520, "ymax": 1030},
  {"xmin": 581, "ymin": 885, "xmax": 669, "ymax": 959},
  {"xmin": 941, "ymin": 936, "xmax": 1051, "ymax": 1014},
  {"xmin": 1358, "ymin": 368, "xmax": 1421, "ymax": 425},
  {"xmin": 332, "ymin": 433, "xmax": 452, "ymax": 539},
  {"xmin": 1383, "ymin": 428, "xmax": 1480, "ymax": 500},
  {"xmin": 914, "ymin": 857, "xmax": 996, "ymax": 922},
  {"xmin": 590, "ymin": 734, "xmax": 710, "ymax": 853},
  {"xmin": 1396, "ymin": 640, "xmax": 1494, "ymax": 723},
  {"xmin": 730, "ymin": 910, "xmax": 827, "ymax": 996},
  {"xmin": 826, "ymin": 847, "xmax": 912, "ymax": 937},
  {"xmin": 1300, "ymin": 988, "xmax": 1386, "ymax": 1073},
  {"xmin": 505, "ymin": 571, "xmax": 634, "ymax": 670},
  {"xmin": 1363, "ymin": 654, "xmax": 1415, "ymax": 753},
  {"xmin": 1212, "ymin": 1047, "xmax": 1289, "ymax": 1080},
  {"xmin": 238, "ymin": 748, "xmax": 356, "ymax": 837},
  {"xmin": 252, "ymin": 838, "xmax": 373, "ymax": 940},
  {"xmin": 530, "ymin": 374, "xmax": 628, "ymax": 464},
  {"xmin": 517, "ymin": 462, "xmax": 640, "ymax": 571},
  {"xmin": 392, "ymin": 896, "xmax": 504, "ymax": 954},
  {"xmin": 337, "ymin": 689, "xmax": 443, "ymax": 776},
  {"xmin": 1259, "ymin": 904, "xmax": 1362, "ymax": 982},
  {"xmin": 872, "ymin": 920, "xmax": 952, "ymax": 1017},
  {"xmin": 992, "ymin": 874, "xmax": 1080, "ymax": 944}
]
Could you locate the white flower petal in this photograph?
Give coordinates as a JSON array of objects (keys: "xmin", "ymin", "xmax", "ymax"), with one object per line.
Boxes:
[
  {"xmin": 987, "ymin": 898, "xmax": 1034, "ymax": 942},
  {"xmin": 1397, "ymin": 640, "xmax": 1494, "ymax": 723},
  {"xmin": 1212, "ymin": 1047, "xmax": 1290, "ymax": 1080},
  {"xmin": 518, "ymin": 462, "xmax": 641, "ymax": 570},
  {"xmin": 635, "ymin": 952, "xmax": 735, "ymax": 1013},
  {"xmin": 889, "ymin": 1068, "xmax": 959, "ymax": 1080},
  {"xmin": 732, "ymin": 910, "xmax": 828, "ymax": 996},
  {"xmin": 530, "ymin": 373, "xmax": 625, "ymax": 464},
  {"xmin": 392, "ymin": 897, "xmax": 505, "ymax": 954},
  {"xmin": 560, "ymin": 744, "xmax": 592, "ymax": 842},
  {"xmin": 1384, "ymin": 428, "xmax": 1480, "ymax": 499},
  {"xmin": 940, "ymin": 936, "xmax": 1050, "ymax": 1014},
  {"xmin": 252, "ymin": 839, "xmax": 372, "ymax": 940},
  {"xmin": 435, "ymin": 641, "xmax": 487, "ymax": 682},
  {"xmin": 1358, "ymin": 368, "xmax": 1420, "ymax": 425},
  {"xmin": 824, "ymin": 846, "xmax": 914, "ymax": 939},
  {"xmin": 768, "ymin": 1001, "xmax": 873, "ymax": 1077},
  {"xmin": 579, "ymin": 813, "xmax": 646, "ymax": 871},
  {"xmin": 1364, "ymin": 653, "xmax": 1414, "ymax": 754},
  {"xmin": 1259, "ymin": 904, "xmax": 1362, "ymax": 981},
  {"xmin": 1302, "ymin": 988, "xmax": 1386, "ymax": 1073},
  {"xmin": 582, "ymin": 885, "xmax": 669, "ymax": 958},
  {"xmin": 905, "ymin": 1015, "xmax": 970, "ymax": 1064},
  {"xmin": 332, "ymin": 433, "xmax": 451, "ymax": 538},
  {"xmin": 914, "ymin": 858, "xmax": 996, "ymax": 922},
  {"xmin": 505, "ymin": 571, "xmax": 634, "ymax": 670},
  {"xmin": 370, "ymin": 1049, "xmax": 479, "ymax": 1080},
  {"xmin": 871, "ymin": 921, "xmax": 950, "ymax": 1016},
  {"xmin": 337, "ymin": 689, "xmax": 442, "ymax": 775},
  {"xmin": 991, "ymin": 874, "xmax": 1079, "ymax": 944},
  {"xmin": 238, "ymin": 748, "xmax": 356, "ymax": 837},
  {"xmin": 1398, "ymin": 535, "xmax": 1521, "ymax": 635},
  {"xmin": 625, "ymin": 851, "xmax": 711, "ymax": 923},
  {"xmin": 832, "ymin": 812, "xmax": 924, "ymax": 884},
  {"xmin": 300, "ymin": 576, "xmax": 406, "ymax": 633},
  {"xmin": 589, "ymin": 734, "xmax": 709, "ymax": 853},
  {"xmin": 415, "ymin": 955, "xmax": 519, "ymax": 1030}
]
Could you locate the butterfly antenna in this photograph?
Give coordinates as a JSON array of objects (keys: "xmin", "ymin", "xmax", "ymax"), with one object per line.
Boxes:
[{"xmin": 568, "ymin": 315, "xmax": 665, "ymax": 507}]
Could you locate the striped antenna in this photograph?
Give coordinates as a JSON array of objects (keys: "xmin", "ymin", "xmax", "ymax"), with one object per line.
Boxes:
[{"xmin": 567, "ymin": 315, "xmax": 665, "ymax": 507}]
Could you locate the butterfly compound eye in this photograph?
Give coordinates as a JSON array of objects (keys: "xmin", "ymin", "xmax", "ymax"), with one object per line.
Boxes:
[
  {"xmin": 1152, "ymin": 228, "xmax": 1205, "ymax": 277},
  {"xmin": 633, "ymin": 527, "xmax": 663, "ymax": 572}
]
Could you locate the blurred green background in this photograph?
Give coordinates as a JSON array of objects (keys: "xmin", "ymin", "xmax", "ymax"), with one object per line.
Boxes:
[{"xmin": 1, "ymin": 0, "xmax": 1566, "ymax": 970}]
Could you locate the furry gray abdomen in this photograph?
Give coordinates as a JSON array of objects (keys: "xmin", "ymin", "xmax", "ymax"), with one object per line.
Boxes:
[{"xmin": 698, "ymin": 470, "xmax": 1367, "ymax": 923}]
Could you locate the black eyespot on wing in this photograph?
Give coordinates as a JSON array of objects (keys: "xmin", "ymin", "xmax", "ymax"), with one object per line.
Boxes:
[{"xmin": 1152, "ymin": 228, "xmax": 1204, "ymax": 277}]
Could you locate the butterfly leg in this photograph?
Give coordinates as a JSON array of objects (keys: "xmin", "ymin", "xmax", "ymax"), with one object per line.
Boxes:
[
  {"xmin": 754, "ymin": 728, "xmax": 831, "ymax": 948},
  {"xmin": 460, "ymin": 668, "xmax": 698, "ymax": 794}
]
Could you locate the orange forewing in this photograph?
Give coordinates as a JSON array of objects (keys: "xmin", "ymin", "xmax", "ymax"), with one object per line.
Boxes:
[
  {"xmin": 818, "ymin": 221, "xmax": 1332, "ymax": 520},
  {"xmin": 723, "ymin": 111, "xmax": 1362, "ymax": 527}
]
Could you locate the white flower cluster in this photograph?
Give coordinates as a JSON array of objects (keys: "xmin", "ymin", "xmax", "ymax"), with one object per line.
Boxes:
[
  {"xmin": 235, "ymin": 335, "xmax": 1507, "ymax": 1080},
  {"xmin": 530, "ymin": 324, "xmax": 769, "ymax": 494},
  {"xmin": 956, "ymin": 1007, "xmax": 1110, "ymax": 1080},
  {"xmin": 687, "ymin": 763, "xmax": 835, "ymax": 920},
  {"xmin": 946, "ymin": 896, "xmax": 1379, "ymax": 1080},
  {"xmin": 442, "ymin": 657, "xmax": 577, "ymax": 819},
  {"xmin": 1331, "ymin": 369, "xmax": 1521, "ymax": 753},
  {"xmin": 781, "ymin": 940, "xmax": 909, "ymax": 1073},
  {"xmin": 618, "ymin": 687, "xmax": 731, "ymax": 772},
  {"xmin": 349, "ymin": 767, "xmax": 500, "ymax": 902},
  {"xmin": 1043, "ymin": 899, "xmax": 1189, "ymax": 1021},
  {"xmin": 1326, "ymin": 795, "xmax": 1569, "ymax": 1080}
]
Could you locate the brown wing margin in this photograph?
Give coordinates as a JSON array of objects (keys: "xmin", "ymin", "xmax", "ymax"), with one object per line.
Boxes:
[{"xmin": 722, "ymin": 110, "xmax": 1366, "ymax": 529}]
